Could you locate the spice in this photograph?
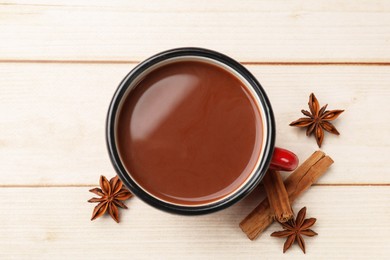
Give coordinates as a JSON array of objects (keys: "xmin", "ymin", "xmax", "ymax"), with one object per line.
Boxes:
[
  {"xmin": 289, "ymin": 93, "xmax": 344, "ymax": 147},
  {"xmin": 239, "ymin": 151, "xmax": 333, "ymax": 240},
  {"xmin": 262, "ymin": 169, "xmax": 293, "ymax": 222},
  {"xmin": 271, "ymin": 207, "xmax": 318, "ymax": 253},
  {"xmin": 88, "ymin": 175, "xmax": 133, "ymax": 223}
]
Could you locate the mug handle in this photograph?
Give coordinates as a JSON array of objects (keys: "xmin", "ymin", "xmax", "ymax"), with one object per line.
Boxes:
[{"xmin": 269, "ymin": 147, "xmax": 299, "ymax": 171}]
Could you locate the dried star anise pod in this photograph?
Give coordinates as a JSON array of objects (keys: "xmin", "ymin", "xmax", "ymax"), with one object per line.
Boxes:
[
  {"xmin": 290, "ymin": 93, "xmax": 344, "ymax": 147},
  {"xmin": 271, "ymin": 207, "xmax": 318, "ymax": 254},
  {"xmin": 88, "ymin": 175, "xmax": 133, "ymax": 223}
]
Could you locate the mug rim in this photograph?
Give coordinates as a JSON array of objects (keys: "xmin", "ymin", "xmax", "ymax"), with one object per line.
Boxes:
[{"xmin": 106, "ymin": 47, "xmax": 276, "ymax": 215}]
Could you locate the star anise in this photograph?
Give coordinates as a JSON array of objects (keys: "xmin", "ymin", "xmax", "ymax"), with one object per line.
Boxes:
[
  {"xmin": 271, "ymin": 207, "xmax": 318, "ymax": 253},
  {"xmin": 290, "ymin": 93, "xmax": 344, "ymax": 147},
  {"xmin": 88, "ymin": 175, "xmax": 133, "ymax": 223}
]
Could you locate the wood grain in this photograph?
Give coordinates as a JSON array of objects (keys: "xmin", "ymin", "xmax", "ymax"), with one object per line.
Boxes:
[
  {"xmin": 0, "ymin": 186, "xmax": 388, "ymax": 259},
  {"xmin": 0, "ymin": 63, "xmax": 389, "ymax": 185},
  {"xmin": 0, "ymin": 0, "xmax": 389, "ymax": 62}
]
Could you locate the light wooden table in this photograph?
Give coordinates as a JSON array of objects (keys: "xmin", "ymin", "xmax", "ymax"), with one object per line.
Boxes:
[{"xmin": 1, "ymin": 1, "xmax": 389, "ymax": 259}]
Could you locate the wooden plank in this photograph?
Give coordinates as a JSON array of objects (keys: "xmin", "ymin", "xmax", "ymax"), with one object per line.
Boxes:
[
  {"xmin": 1, "ymin": 0, "xmax": 390, "ymax": 62},
  {"xmin": 0, "ymin": 186, "xmax": 388, "ymax": 258},
  {"xmin": 0, "ymin": 63, "xmax": 389, "ymax": 185}
]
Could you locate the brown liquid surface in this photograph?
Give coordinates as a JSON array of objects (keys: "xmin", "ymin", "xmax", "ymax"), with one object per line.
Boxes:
[{"xmin": 116, "ymin": 60, "xmax": 263, "ymax": 205}]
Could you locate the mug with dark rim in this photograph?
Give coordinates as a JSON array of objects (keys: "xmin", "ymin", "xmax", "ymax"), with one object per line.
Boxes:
[{"xmin": 106, "ymin": 48, "xmax": 298, "ymax": 215}]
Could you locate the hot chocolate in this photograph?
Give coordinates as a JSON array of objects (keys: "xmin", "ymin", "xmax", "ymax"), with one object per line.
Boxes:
[{"xmin": 116, "ymin": 60, "xmax": 263, "ymax": 205}]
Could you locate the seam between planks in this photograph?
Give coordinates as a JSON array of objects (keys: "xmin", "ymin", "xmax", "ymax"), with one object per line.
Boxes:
[
  {"xmin": 0, "ymin": 59, "xmax": 390, "ymax": 66},
  {"xmin": 0, "ymin": 184, "xmax": 388, "ymax": 188}
]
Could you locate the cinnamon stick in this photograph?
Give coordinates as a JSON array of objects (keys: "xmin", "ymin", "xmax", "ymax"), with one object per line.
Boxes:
[
  {"xmin": 239, "ymin": 151, "xmax": 333, "ymax": 240},
  {"xmin": 262, "ymin": 169, "xmax": 293, "ymax": 222}
]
